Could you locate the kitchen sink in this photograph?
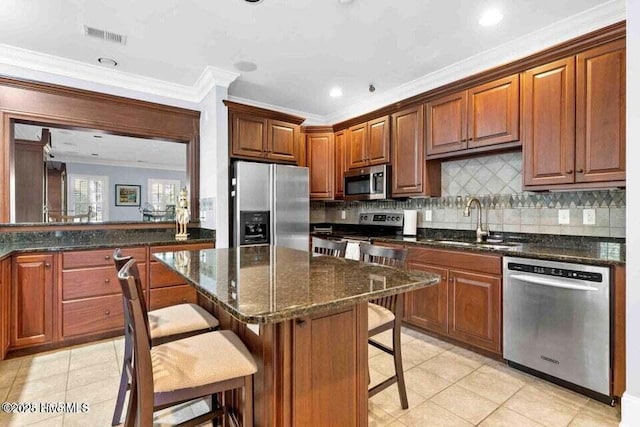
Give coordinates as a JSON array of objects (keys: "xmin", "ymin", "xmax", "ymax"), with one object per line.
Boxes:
[
  {"xmin": 432, "ymin": 240, "xmax": 522, "ymax": 250},
  {"xmin": 433, "ymin": 240, "xmax": 476, "ymax": 247}
]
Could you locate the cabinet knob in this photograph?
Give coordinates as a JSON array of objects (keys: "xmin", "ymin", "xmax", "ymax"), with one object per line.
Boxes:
[
  {"xmin": 566, "ymin": 169, "xmax": 573, "ymax": 174},
  {"xmin": 104, "ymin": 255, "xmax": 111, "ymax": 260},
  {"xmin": 448, "ymin": 276, "xmax": 453, "ymax": 283},
  {"xmin": 468, "ymin": 137, "xmax": 473, "ymax": 141},
  {"xmin": 576, "ymin": 168, "xmax": 584, "ymax": 173},
  {"xmin": 104, "ymin": 278, "xmax": 110, "ymax": 283},
  {"xmin": 45, "ymin": 263, "xmax": 51, "ymax": 268},
  {"xmin": 104, "ymin": 309, "xmax": 111, "ymax": 316}
]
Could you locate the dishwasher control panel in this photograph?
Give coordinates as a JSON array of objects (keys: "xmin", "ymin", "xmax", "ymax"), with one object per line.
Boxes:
[{"xmin": 507, "ymin": 262, "xmax": 603, "ymax": 282}]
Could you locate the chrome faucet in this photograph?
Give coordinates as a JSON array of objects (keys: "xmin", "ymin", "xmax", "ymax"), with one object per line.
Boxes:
[{"xmin": 464, "ymin": 197, "xmax": 488, "ymax": 243}]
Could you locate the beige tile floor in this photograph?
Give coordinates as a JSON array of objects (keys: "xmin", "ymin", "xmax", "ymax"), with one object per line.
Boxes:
[{"xmin": 0, "ymin": 328, "xmax": 621, "ymax": 426}]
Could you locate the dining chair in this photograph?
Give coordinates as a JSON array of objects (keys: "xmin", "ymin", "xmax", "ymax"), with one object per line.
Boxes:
[
  {"xmin": 311, "ymin": 236, "xmax": 347, "ymax": 257},
  {"xmin": 111, "ymin": 249, "xmax": 220, "ymax": 426},
  {"xmin": 118, "ymin": 258, "xmax": 257, "ymax": 427},
  {"xmin": 359, "ymin": 243, "xmax": 409, "ymax": 409}
]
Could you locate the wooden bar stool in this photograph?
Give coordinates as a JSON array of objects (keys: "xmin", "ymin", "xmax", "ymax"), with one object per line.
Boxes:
[
  {"xmin": 118, "ymin": 259, "xmax": 257, "ymax": 427},
  {"xmin": 111, "ymin": 249, "xmax": 220, "ymax": 426},
  {"xmin": 359, "ymin": 243, "xmax": 409, "ymax": 409},
  {"xmin": 311, "ymin": 236, "xmax": 347, "ymax": 257}
]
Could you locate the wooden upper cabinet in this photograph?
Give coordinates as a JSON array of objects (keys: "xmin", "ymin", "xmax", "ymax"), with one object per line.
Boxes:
[
  {"xmin": 226, "ymin": 101, "xmax": 304, "ymax": 164},
  {"xmin": 576, "ymin": 39, "xmax": 626, "ymax": 184},
  {"xmin": 11, "ymin": 254, "xmax": 55, "ymax": 348},
  {"xmin": 367, "ymin": 116, "xmax": 390, "ymax": 165},
  {"xmin": 334, "ymin": 130, "xmax": 346, "ymax": 199},
  {"xmin": 391, "ymin": 105, "xmax": 441, "ymax": 197},
  {"xmin": 231, "ymin": 113, "xmax": 268, "ymax": 158},
  {"xmin": 347, "ymin": 123, "xmax": 368, "ymax": 169},
  {"xmin": 346, "ymin": 116, "xmax": 390, "ymax": 170},
  {"xmin": 426, "ymin": 90, "xmax": 468, "ymax": 156},
  {"xmin": 468, "ymin": 74, "xmax": 520, "ymax": 148},
  {"xmin": 266, "ymin": 119, "xmax": 298, "ymax": 162},
  {"xmin": 523, "ymin": 57, "xmax": 576, "ymax": 188},
  {"xmin": 307, "ymin": 132, "xmax": 334, "ymax": 200}
]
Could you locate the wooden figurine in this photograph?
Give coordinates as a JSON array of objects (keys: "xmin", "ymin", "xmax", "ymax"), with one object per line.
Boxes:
[{"xmin": 175, "ymin": 187, "xmax": 190, "ymax": 240}]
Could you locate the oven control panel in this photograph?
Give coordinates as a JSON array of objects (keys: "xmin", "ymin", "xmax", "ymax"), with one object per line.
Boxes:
[{"xmin": 358, "ymin": 212, "xmax": 404, "ymax": 227}]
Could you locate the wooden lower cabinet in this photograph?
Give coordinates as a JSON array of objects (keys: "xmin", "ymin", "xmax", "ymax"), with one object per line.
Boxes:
[
  {"xmin": 62, "ymin": 294, "xmax": 124, "ymax": 338},
  {"xmin": 149, "ymin": 285, "xmax": 197, "ymax": 310},
  {"xmin": 11, "ymin": 253, "xmax": 55, "ymax": 348},
  {"xmin": 448, "ymin": 269, "xmax": 501, "ymax": 354},
  {"xmin": 1, "ymin": 258, "xmax": 11, "ymax": 358},
  {"xmin": 405, "ymin": 263, "xmax": 448, "ymax": 335}
]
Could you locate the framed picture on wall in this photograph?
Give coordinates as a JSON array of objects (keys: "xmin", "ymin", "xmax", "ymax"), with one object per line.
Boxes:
[{"xmin": 115, "ymin": 184, "xmax": 141, "ymax": 207}]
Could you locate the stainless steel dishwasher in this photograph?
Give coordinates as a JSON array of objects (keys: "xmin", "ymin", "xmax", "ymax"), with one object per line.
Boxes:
[{"xmin": 503, "ymin": 257, "xmax": 611, "ymax": 399}]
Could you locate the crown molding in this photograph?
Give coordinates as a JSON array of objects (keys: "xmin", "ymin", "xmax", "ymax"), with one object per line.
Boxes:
[
  {"xmin": 0, "ymin": 43, "xmax": 239, "ymax": 103},
  {"xmin": 227, "ymin": 95, "xmax": 326, "ymax": 125},
  {"xmin": 323, "ymin": 0, "xmax": 626, "ymax": 124}
]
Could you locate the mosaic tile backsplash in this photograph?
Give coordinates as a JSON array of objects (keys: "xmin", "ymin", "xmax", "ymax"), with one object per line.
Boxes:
[{"xmin": 311, "ymin": 152, "xmax": 626, "ymax": 239}]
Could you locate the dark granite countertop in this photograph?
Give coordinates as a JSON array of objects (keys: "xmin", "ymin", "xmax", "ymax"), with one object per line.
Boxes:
[
  {"xmin": 154, "ymin": 246, "xmax": 439, "ymax": 324},
  {"xmin": 371, "ymin": 235, "xmax": 625, "ymax": 266},
  {"xmin": 0, "ymin": 228, "xmax": 216, "ymax": 260}
]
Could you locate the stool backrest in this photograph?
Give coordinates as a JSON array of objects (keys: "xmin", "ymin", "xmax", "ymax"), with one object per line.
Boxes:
[
  {"xmin": 311, "ymin": 237, "xmax": 347, "ymax": 257},
  {"xmin": 359, "ymin": 243, "xmax": 408, "ymax": 313},
  {"xmin": 117, "ymin": 258, "xmax": 154, "ymax": 427},
  {"xmin": 113, "ymin": 248, "xmax": 149, "ymax": 324}
]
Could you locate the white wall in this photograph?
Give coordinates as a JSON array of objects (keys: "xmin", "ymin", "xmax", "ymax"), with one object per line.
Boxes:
[{"xmin": 622, "ymin": 1, "xmax": 640, "ymax": 426}]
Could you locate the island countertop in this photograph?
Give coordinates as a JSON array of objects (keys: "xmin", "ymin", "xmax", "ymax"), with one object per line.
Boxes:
[{"xmin": 154, "ymin": 245, "xmax": 439, "ymax": 324}]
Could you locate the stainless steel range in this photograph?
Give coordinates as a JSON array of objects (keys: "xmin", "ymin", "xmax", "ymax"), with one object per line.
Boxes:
[
  {"xmin": 503, "ymin": 257, "xmax": 611, "ymax": 400},
  {"xmin": 341, "ymin": 213, "xmax": 404, "ymax": 260}
]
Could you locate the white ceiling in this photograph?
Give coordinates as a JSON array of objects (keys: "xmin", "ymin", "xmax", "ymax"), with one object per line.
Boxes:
[
  {"xmin": 0, "ymin": 0, "xmax": 624, "ymax": 120},
  {"xmin": 14, "ymin": 123, "xmax": 186, "ymax": 171}
]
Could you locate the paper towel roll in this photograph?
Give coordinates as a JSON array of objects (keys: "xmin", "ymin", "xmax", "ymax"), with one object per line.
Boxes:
[{"xmin": 403, "ymin": 210, "xmax": 417, "ymax": 236}]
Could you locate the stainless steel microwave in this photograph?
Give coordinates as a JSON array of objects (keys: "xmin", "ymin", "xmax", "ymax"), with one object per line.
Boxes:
[{"xmin": 344, "ymin": 165, "xmax": 390, "ymax": 201}]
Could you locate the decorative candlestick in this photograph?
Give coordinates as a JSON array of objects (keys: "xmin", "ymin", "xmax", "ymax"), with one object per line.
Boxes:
[{"xmin": 175, "ymin": 187, "xmax": 190, "ymax": 241}]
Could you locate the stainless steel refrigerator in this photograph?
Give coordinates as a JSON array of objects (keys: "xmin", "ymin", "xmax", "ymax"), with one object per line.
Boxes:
[{"xmin": 231, "ymin": 161, "xmax": 309, "ymax": 251}]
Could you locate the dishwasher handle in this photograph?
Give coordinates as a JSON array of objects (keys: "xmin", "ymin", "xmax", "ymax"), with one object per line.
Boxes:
[{"xmin": 509, "ymin": 274, "xmax": 599, "ymax": 291}]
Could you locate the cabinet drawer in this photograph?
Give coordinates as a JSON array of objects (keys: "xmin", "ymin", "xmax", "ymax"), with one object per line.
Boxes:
[
  {"xmin": 149, "ymin": 261, "xmax": 186, "ymax": 288},
  {"xmin": 62, "ymin": 294, "xmax": 124, "ymax": 338},
  {"xmin": 407, "ymin": 247, "xmax": 501, "ymax": 275},
  {"xmin": 63, "ymin": 247, "xmax": 147, "ymax": 269},
  {"xmin": 62, "ymin": 263, "xmax": 147, "ymax": 300},
  {"xmin": 149, "ymin": 285, "xmax": 197, "ymax": 310}
]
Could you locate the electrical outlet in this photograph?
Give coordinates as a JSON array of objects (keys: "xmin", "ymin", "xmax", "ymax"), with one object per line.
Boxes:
[
  {"xmin": 558, "ymin": 209, "xmax": 570, "ymax": 225},
  {"xmin": 423, "ymin": 209, "xmax": 432, "ymax": 222},
  {"xmin": 583, "ymin": 209, "xmax": 596, "ymax": 225},
  {"xmin": 340, "ymin": 210, "xmax": 346, "ymax": 220}
]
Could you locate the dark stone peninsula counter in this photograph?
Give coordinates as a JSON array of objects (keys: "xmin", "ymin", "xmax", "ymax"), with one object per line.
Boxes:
[{"xmin": 154, "ymin": 245, "xmax": 439, "ymax": 324}]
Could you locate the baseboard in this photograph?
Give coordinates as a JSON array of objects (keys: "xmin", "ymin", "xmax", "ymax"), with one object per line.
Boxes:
[{"xmin": 620, "ymin": 392, "xmax": 640, "ymax": 426}]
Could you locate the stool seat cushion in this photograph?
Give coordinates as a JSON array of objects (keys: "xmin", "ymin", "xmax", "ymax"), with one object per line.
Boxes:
[
  {"xmin": 368, "ymin": 302, "xmax": 395, "ymax": 331},
  {"xmin": 148, "ymin": 303, "xmax": 219, "ymax": 340},
  {"xmin": 152, "ymin": 330, "xmax": 257, "ymax": 393}
]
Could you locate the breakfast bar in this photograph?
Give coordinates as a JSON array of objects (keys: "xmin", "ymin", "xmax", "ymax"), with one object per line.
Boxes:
[{"xmin": 154, "ymin": 246, "xmax": 439, "ymax": 426}]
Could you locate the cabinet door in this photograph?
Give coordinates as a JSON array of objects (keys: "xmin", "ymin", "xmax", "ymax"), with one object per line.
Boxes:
[
  {"xmin": 11, "ymin": 254, "xmax": 54, "ymax": 348},
  {"xmin": 523, "ymin": 58, "xmax": 576, "ymax": 188},
  {"xmin": 426, "ymin": 91, "xmax": 468, "ymax": 156},
  {"xmin": 334, "ymin": 130, "xmax": 346, "ymax": 199},
  {"xmin": 468, "ymin": 74, "xmax": 520, "ymax": 148},
  {"xmin": 149, "ymin": 285, "xmax": 198, "ymax": 310},
  {"xmin": 405, "ymin": 263, "xmax": 448, "ymax": 335},
  {"xmin": 1, "ymin": 259, "xmax": 10, "ymax": 358},
  {"xmin": 231, "ymin": 113, "xmax": 267, "ymax": 159},
  {"xmin": 576, "ymin": 40, "xmax": 626, "ymax": 184},
  {"xmin": 448, "ymin": 269, "xmax": 501, "ymax": 354},
  {"xmin": 266, "ymin": 119, "xmax": 297, "ymax": 163},
  {"xmin": 346, "ymin": 123, "xmax": 368, "ymax": 169},
  {"xmin": 392, "ymin": 106, "xmax": 425, "ymax": 196},
  {"xmin": 307, "ymin": 133, "xmax": 334, "ymax": 200},
  {"xmin": 367, "ymin": 116, "xmax": 390, "ymax": 165}
]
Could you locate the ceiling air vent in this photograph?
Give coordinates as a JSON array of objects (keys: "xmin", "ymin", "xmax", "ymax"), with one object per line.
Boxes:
[{"xmin": 83, "ymin": 25, "xmax": 127, "ymax": 45}]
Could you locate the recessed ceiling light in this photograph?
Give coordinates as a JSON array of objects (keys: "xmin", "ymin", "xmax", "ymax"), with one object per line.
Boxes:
[
  {"xmin": 339, "ymin": 0, "xmax": 354, "ymax": 4},
  {"xmin": 244, "ymin": 0, "xmax": 264, "ymax": 4},
  {"xmin": 329, "ymin": 87, "xmax": 343, "ymax": 98},
  {"xmin": 91, "ymin": 153, "xmax": 99, "ymax": 156},
  {"xmin": 93, "ymin": 135, "xmax": 103, "ymax": 138},
  {"xmin": 234, "ymin": 61, "xmax": 258, "ymax": 72},
  {"xmin": 479, "ymin": 8, "xmax": 503, "ymax": 27},
  {"xmin": 97, "ymin": 57, "xmax": 118, "ymax": 67}
]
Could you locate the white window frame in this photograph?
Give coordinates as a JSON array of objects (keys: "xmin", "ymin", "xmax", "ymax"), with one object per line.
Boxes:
[
  {"xmin": 67, "ymin": 174, "xmax": 109, "ymax": 222},
  {"xmin": 147, "ymin": 178, "xmax": 181, "ymax": 210}
]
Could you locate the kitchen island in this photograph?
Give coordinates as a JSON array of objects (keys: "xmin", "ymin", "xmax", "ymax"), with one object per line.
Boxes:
[{"xmin": 154, "ymin": 245, "xmax": 439, "ymax": 427}]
